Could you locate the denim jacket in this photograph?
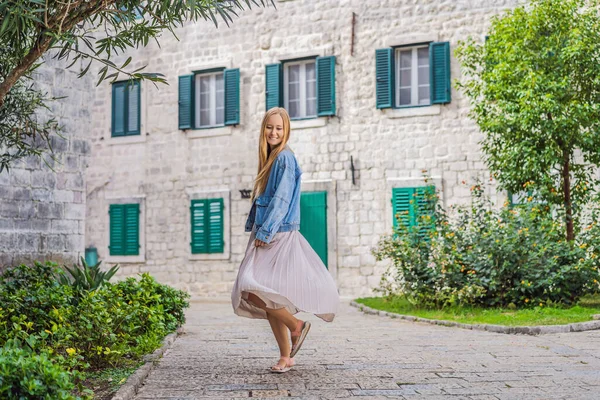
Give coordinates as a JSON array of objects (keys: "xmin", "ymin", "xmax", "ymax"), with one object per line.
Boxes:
[{"xmin": 244, "ymin": 147, "xmax": 302, "ymax": 244}]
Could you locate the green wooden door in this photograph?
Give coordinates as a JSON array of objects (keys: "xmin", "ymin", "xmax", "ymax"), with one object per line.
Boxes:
[{"xmin": 300, "ymin": 191, "xmax": 328, "ymax": 268}]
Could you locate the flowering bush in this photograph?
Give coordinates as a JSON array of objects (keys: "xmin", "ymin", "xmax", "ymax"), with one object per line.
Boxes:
[
  {"xmin": 373, "ymin": 182, "xmax": 600, "ymax": 308},
  {"xmin": 0, "ymin": 262, "xmax": 190, "ymax": 397}
]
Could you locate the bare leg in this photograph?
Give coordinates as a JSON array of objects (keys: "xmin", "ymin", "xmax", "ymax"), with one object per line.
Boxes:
[
  {"xmin": 267, "ymin": 313, "xmax": 290, "ymax": 356},
  {"xmin": 247, "ymin": 292, "xmax": 299, "ymax": 332},
  {"xmin": 266, "ymin": 314, "xmax": 292, "ymax": 372},
  {"xmin": 247, "ymin": 292, "xmax": 299, "ymax": 370}
]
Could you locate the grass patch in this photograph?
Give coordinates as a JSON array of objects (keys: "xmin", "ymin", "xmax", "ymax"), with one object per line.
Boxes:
[
  {"xmin": 355, "ymin": 294, "xmax": 600, "ymax": 326},
  {"xmin": 76, "ymin": 361, "xmax": 144, "ymax": 400}
]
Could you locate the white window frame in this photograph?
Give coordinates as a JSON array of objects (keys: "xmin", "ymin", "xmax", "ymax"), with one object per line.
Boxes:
[
  {"xmin": 395, "ymin": 45, "xmax": 431, "ymax": 108},
  {"xmin": 194, "ymin": 71, "xmax": 224, "ymax": 128},
  {"xmin": 283, "ymin": 59, "xmax": 317, "ymax": 119}
]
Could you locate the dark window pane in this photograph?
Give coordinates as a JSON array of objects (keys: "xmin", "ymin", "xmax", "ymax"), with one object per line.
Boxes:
[
  {"xmin": 289, "ymin": 82, "xmax": 299, "ymax": 103},
  {"xmin": 289, "ymin": 99, "xmax": 300, "ymax": 118},
  {"xmin": 399, "ymin": 88, "xmax": 411, "ymax": 106},
  {"xmin": 307, "ymin": 97, "xmax": 316, "ymax": 116},
  {"xmin": 419, "ymin": 86, "xmax": 430, "ymax": 104},
  {"xmin": 400, "ymin": 50, "xmax": 412, "ymax": 68},
  {"xmin": 289, "ymin": 64, "xmax": 300, "ymax": 83},
  {"xmin": 400, "ymin": 69, "xmax": 411, "ymax": 87},
  {"xmin": 418, "ymin": 47, "xmax": 429, "ymax": 66},
  {"xmin": 418, "ymin": 66, "xmax": 429, "ymax": 85}
]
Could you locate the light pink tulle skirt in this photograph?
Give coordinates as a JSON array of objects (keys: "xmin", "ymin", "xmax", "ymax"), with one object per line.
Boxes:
[{"xmin": 231, "ymin": 229, "xmax": 339, "ymax": 322}]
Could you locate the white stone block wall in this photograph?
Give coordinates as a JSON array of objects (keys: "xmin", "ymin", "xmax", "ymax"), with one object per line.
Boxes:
[
  {"xmin": 0, "ymin": 56, "xmax": 92, "ymax": 268},
  {"xmin": 86, "ymin": 0, "xmax": 521, "ymax": 298}
]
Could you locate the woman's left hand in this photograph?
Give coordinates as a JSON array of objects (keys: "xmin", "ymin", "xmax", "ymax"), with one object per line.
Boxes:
[{"xmin": 254, "ymin": 239, "xmax": 268, "ymax": 247}]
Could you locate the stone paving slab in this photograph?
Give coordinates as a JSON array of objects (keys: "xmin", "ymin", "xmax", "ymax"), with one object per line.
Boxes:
[{"xmin": 131, "ymin": 300, "xmax": 600, "ymax": 399}]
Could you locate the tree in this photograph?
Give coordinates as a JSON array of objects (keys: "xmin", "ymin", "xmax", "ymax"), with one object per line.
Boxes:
[
  {"xmin": 456, "ymin": 0, "xmax": 600, "ymax": 241},
  {"xmin": 0, "ymin": 0, "xmax": 272, "ymax": 171}
]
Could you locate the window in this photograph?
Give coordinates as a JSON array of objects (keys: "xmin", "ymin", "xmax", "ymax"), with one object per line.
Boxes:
[
  {"xmin": 109, "ymin": 204, "xmax": 140, "ymax": 255},
  {"xmin": 376, "ymin": 42, "xmax": 451, "ymax": 109},
  {"xmin": 190, "ymin": 198, "xmax": 224, "ymax": 254},
  {"xmin": 111, "ymin": 80, "xmax": 140, "ymax": 137},
  {"xmin": 195, "ymin": 72, "xmax": 225, "ymax": 128},
  {"xmin": 392, "ymin": 186, "xmax": 435, "ymax": 238},
  {"xmin": 265, "ymin": 56, "xmax": 336, "ymax": 118},
  {"xmin": 178, "ymin": 69, "xmax": 239, "ymax": 130},
  {"xmin": 396, "ymin": 46, "xmax": 430, "ymax": 107},
  {"xmin": 284, "ymin": 59, "xmax": 317, "ymax": 119}
]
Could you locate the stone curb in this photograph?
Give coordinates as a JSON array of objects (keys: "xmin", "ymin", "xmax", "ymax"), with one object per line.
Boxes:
[
  {"xmin": 350, "ymin": 301, "xmax": 600, "ymax": 336},
  {"xmin": 111, "ymin": 327, "xmax": 184, "ymax": 400}
]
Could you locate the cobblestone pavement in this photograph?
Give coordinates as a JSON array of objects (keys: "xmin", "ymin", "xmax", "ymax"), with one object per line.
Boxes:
[{"xmin": 133, "ymin": 300, "xmax": 600, "ymax": 400}]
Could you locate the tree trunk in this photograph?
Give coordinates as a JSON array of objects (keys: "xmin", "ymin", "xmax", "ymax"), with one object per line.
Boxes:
[
  {"xmin": 0, "ymin": 36, "xmax": 53, "ymax": 107},
  {"xmin": 562, "ymin": 149, "xmax": 574, "ymax": 241},
  {"xmin": 0, "ymin": 0, "xmax": 111, "ymax": 106}
]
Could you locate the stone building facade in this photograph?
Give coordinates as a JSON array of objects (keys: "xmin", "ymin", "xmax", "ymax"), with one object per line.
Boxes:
[
  {"xmin": 86, "ymin": 0, "xmax": 521, "ymax": 298},
  {"xmin": 0, "ymin": 58, "xmax": 92, "ymax": 268}
]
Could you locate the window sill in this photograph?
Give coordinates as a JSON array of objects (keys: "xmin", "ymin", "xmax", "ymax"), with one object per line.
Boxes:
[
  {"xmin": 187, "ymin": 126, "xmax": 233, "ymax": 139},
  {"xmin": 384, "ymin": 105, "xmax": 441, "ymax": 119},
  {"xmin": 290, "ymin": 118, "xmax": 327, "ymax": 130},
  {"xmin": 189, "ymin": 253, "xmax": 230, "ymax": 261},
  {"xmin": 105, "ymin": 255, "xmax": 145, "ymax": 264},
  {"xmin": 107, "ymin": 134, "xmax": 147, "ymax": 145}
]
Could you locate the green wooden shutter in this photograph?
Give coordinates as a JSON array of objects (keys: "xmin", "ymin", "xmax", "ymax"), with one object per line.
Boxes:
[
  {"xmin": 375, "ymin": 48, "xmax": 394, "ymax": 109},
  {"xmin": 265, "ymin": 63, "xmax": 282, "ymax": 111},
  {"xmin": 415, "ymin": 186, "xmax": 435, "ymax": 238},
  {"xmin": 190, "ymin": 200, "xmax": 207, "ymax": 254},
  {"xmin": 316, "ymin": 56, "xmax": 336, "ymax": 116},
  {"xmin": 109, "ymin": 205, "xmax": 125, "ymax": 255},
  {"xmin": 224, "ymin": 68, "xmax": 240, "ymax": 125},
  {"xmin": 109, "ymin": 204, "xmax": 139, "ymax": 255},
  {"xmin": 190, "ymin": 199, "xmax": 224, "ymax": 254},
  {"xmin": 124, "ymin": 204, "xmax": 140, "ymax": 255},
  {"xmin": 430, "ymin": 42, "xmax": 451, "ymax": 104},
  {"xmin": 392, "ymin": 187, "xmax": 436, "ymax": 238},
  {"xmin": 392, "ymin": 188, "xmax": 414, "ymax": 229},
  {"xmin": 179, "ymin": 75, "xmax": 194, "ymax": 129},
  {"xmin": 299, "ymin": 192, "xmax": 328, "ymax": 268},
  {"xmin": 112, "ymin": 83, "xmax": 126, "ymax": 137},
  {"xmin": 126, "ymin": 81, "xmax": 140, "ymax": 135},
  {"xmin": 207, "ymin": 199, "xmax": 224, "ymax": 253}
]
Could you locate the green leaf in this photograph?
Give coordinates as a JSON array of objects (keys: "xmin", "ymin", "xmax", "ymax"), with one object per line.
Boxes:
[{"xmin": 121, "ymin": 56, "xmax": 132, "ymax": 68}]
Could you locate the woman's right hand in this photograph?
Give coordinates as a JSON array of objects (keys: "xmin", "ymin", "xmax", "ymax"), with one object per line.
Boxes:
[{"xmin": 255, "ymin": 239, "xmax": 268, "ymax": 247}]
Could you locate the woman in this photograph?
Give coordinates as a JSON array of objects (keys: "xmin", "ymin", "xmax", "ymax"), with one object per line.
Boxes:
[{"xmin": 231, "ymin": 107, "xmax": 340, "ymax": 373}]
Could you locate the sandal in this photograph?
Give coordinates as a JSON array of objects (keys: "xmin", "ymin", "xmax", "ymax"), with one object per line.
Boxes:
[
  {"xmin": 270, "ymin": 356, "xmax": 295, "ymax": 373},
  {"xmin": 289, "ymin": 319, "xmax": 311, "ymax": 358}
]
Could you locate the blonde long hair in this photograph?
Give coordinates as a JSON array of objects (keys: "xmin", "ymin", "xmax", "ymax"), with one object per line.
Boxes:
[{"xmin": 251, "ymin": 107, "xmax": 291, "ymax": 201}]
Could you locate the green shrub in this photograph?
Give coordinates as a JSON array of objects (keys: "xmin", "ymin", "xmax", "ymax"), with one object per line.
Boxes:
[
  {"xmin": 0, "ymin": 340, "xmax": 80, "ymax": 400},
  {"xmin": 66, "ymin": 274, "xmax": 190, "ymax": 366},
  {"xmin": 114, "ymin": 273, "xmax": 189, "ymax": 331},
  {"xmin": 0, "ymin": 263, "xmax": 190, "ymax": 371},
  {"xmin": 373, "ymin": 182, "xmax": 600, "ymax": 308},
  {"xmin": 0, "ymin": 262, "xmax": 76, "ymax": 346},
  {"xmin": 56, "ymin": 257, "xmax": 120, "ymax": 292}
]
